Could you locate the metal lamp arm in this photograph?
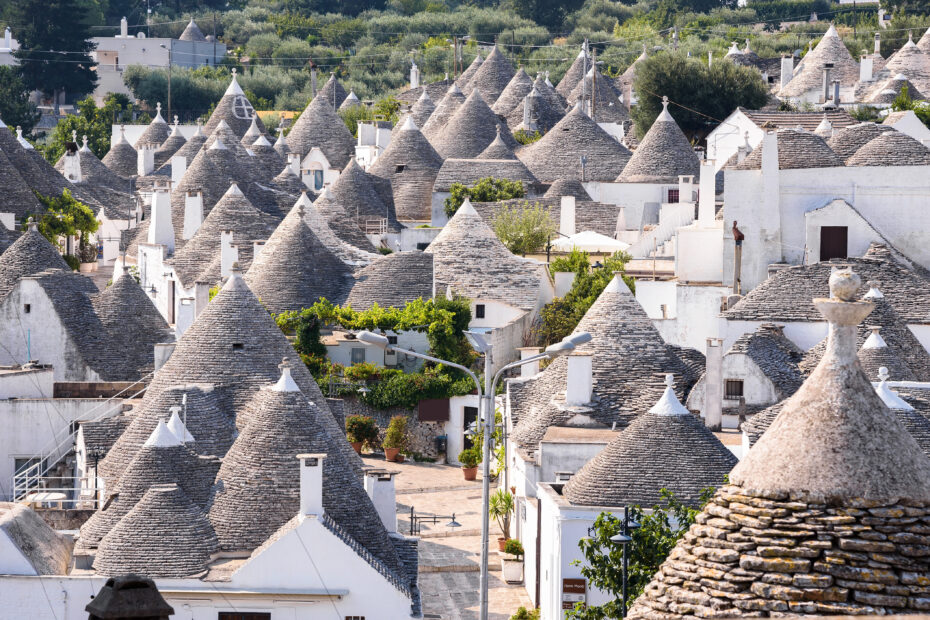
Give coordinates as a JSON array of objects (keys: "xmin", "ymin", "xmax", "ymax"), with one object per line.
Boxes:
[{"xmin": 490, "ymin": 352, "xmax": 551, "ymax": 396}]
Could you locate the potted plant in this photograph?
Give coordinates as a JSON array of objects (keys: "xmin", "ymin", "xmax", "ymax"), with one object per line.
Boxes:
[
  {"xmin": 382, "ymin": 415, "xmax": 408, "ymax": 462},
  {"xmin": 489, "ymin": 488, "xmax": 514, "ymax": 551},
  {"xmin": 346, "ymin": 415, "xmax": 378, "ymax": 454},
  {"xmin": 458, "ymin": 446, "xmax": 480, "ymax": 481},
  {"xmin": 501, "ymin": 538, "xmax": 524, "ymax": 583}
]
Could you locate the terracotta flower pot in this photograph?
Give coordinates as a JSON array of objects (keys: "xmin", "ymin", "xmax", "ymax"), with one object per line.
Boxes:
[
  {"xmin": 498, "ymin": 537, "xmax": 508, "ymax": 552},
  {"xmin": 462, "ymin": 466, "xmax": 478, "ymax": 481},
  {"xmin": 350, "ymin": 441, "xmax": 363, "ymax": 454},
  {"xmin": 397, "ymin": 454, "xmax": 406, "ymax": 463},
  {"xmin": 385, "ymin": 447, "xmax": 400, "ymax": 462}
]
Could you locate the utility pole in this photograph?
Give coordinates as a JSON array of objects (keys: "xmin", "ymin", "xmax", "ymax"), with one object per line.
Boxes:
[
  {"xmin": 582, "ymin": 38, "xmax": 588, "ymax": 110},
  {"xmin": 591, "ymin": 47, "xmax": 597, "ymax": 121},
  {"xmin": 213, "ymin": 13, "xmax": 217, "ymax": 66}
]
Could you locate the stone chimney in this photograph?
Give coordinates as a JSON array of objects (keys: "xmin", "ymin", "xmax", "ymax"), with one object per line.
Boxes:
[
  {"xmin": 860, "ymin": 54, "xmax": 873, "ymax": 82},
  {"xmin": 832, "ymin": 79, "xmax": 841, "ymax": 107},
  {"xmin": 364, "ymin": 470, "xmax": 398, "ymax": 534},
  {"xmin": 171, "ymin": 154, "xmax": 187, "ymax": 186},
  {"xmin": 559, "ymin": 195, "xmax": 576, "ymax": 237},
  {"xmin": 147, "ymin": 183, "xmax": 174, "ymax": 251},
  {"xmin": 821, "ymin": 63, "xmax": 833, "ymax": 103},
  {"xmin": 704, "ymin": 338, "xmax": 723, "ymax": 431},
  {"xmin": 780, "ymin": 56, "xmax": 793, "ymax": 91},
  {"xmin": 182, "ymin": 190, "xmax": 203, "ymax": 240},
  {"xmin": 298, "ymin": 453, "xmax": 326, "ymax": 518},
  {"xmin": 518, "ymin": 347, "xmax": 543, "ymax": 377},
  {"xmin": 410, "ymin": 60, "xmax": 420, "ymax": 90},
  {"xmin": 698, "ymin": 159, "xmax": 715, "ymax": 225},
  {"xmin": 522, "ymin": 87, "xmax": 540, "ymax": 132},
  {"xmin": 137, "ymin": 144, "xmax": 155, "ymax": 176},
  {"xmin": 220, "ymin": 231, "xmax": 238, "ymax": 277},
  {"xmin": 120, "ymin": 16, "xmax": 128, "ymax": 38},
  {"xmin": 565, "ymin": 353, "xmax": 594, "ymax": 406}
]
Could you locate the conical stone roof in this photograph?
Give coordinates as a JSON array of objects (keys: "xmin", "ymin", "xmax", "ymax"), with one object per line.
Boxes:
[
  {"xmin": 422, "ymin": 83, "xmax": 466, "ymax": 142},
  {"xmin": 454, "ymin": 53, "xmax": 483, "ymax": 89},
  {"xmin": 857, "ymin": 325, "xmax": 914, "ymax": 381},
  {"xmin": 556, "ymin": 47, "xmax": 592, "ymax": 98},
  {"xmin": 170, "ymin": 184, "xmax": 278, "ymax": 288},
  {"xmin": 203, "ymin": 73, "xmax": 266, "ymax": 139},
  {"xmin": 271, "ymin": 164, "xmax": 306, "ymax": 195},
  {"xmin": 204, "ymin": 120, "xmax": 256, "ymax": 179},
  {"xmin": 563, "ymin": 375, "xmax": 736, "ymax": 508},
  {"xmin": 510, "ymin": 275, "xmax": 699, "ymax": 449},
  {"xmin": 0, "ymin": 222, "xmax": 20, "ymax": 254},
  {"xmin": 409, "ymin": 89, "xmax": 436, "ymax": 129},
  {"xmin": 431, "ymin": 90, "xmax": 518, "ymax": 159},
  {"xmin": 328, "ymin": 158, "xmax": 400, "ymax": 229},
  {"xmin": 0, "ymin": 222, "xmax": 68, "ymax": 300},
  {"xmin": 273, "ymin": 130, "xmax": 291, "ymax": 158},
  {"xmin": 883, "ymin": 38, "xmax": 930, "ymax": 94},
  {"xmin": 0, "ymin": 146, "xmax": 42, "ymax": 218},
  {"xmin": 134, "ymin": 106, "xmax": 170, "ymax": 148},
  {"xmin": 338, "ymin": 90, "xmax": 360, "ymax": 111},
  {"xmin": 244, "ymin": 200, "xmax": 355, "ymax": 313},
  {"xmin": 506, "ymin": 76, "xmax": 566, "ymax": 133},
  {"xmin": 101, "ymin": 126, "xmax": 138, "ymax": 178},
  {"xmin": 846, "ymin": 129, "xmax": 930, "ymax": 166},
  {"xmin": 827, "ymin": 122, "xmax": 894, "ymax": 160},
  {"xmin": 567, "ymin": 67, "xmax": 630, "ymax": 124},
  {"xmin": 0, "ymin": 127, "xmax": 73, "ymax": 198},
  {"xmin": 286, "ymin": 94, "xmax": 355, "ymax": 167},
  {"xmin": 780, "ymin": 25, "xmax": 860, "ymax": 98},
  {"xmin": 629, "ymin": 268, "xmax": 930, "ymax": 619},
  {"xmin": 311, "ymin": 190, "xmax": 381, "ymax": 256},
  {"xmin": 517, "ymin": 105, "xmax": 632, "ymax": 182},
  {"xmin": 368, "ymin": 116, "xmax": 443, "ymax": 221},
  {"xmin": 543, "ymin": 178, "xmax": 591, "ymax": 200},
  {"xmin": 462, "ymin": 46, "xmax": 515, "ymax": 106},
  {"xmin": 154, "ymin": 122, "xmax": 187, "ymax": 168},
  {"xmin": 165, "ymin": 123, "xmax": 206, "ymax": 169},
  {"xmin": 736, "ymin": 128, "xmax": 844, "ymax": 170},
  {"xmin": 491, "ymin": 68, "xmax": 534, "ymax": 115},
  {"xmin": 316, "ymin": 73, "xmax": 348, "ymax": 110},
  {"xmin": 477, "ymin": 127, "xmax": 517, "ymax": 160},
  {"xmin": 617, "ymin": 98, "xmax": 699, "ymax": 183},
  {"xmin": 239, "ymin": 115, "xmax": 264, "ymax": 147},
  {"xmin": 867, "ymin": 73, "xmax": 926, "ymax": 104},
  {"xmin": 248, "ymin": 135, "xmax": 286, "ymax": 182},
  {"xmin": 918, "ymin": 27, "xmax": 930, "ymax": 54},
  {"xmin": 179, "ymin": 18, "xmax": 207, "ymax": 42},
  {"xmin": 346, "ymin": 251, "xmax": 433, "ymax": 311},
  {"xmin": 95, "ymin": 483, "xmax": 218, "ymax": 578}
]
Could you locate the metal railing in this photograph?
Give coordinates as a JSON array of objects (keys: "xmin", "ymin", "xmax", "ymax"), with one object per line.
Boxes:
[
  {"xmin": 10, "ymin": 373, "xmax": 153, "ymax": 502},
  {"xmin": 364, "ymin": 218, "xmax": 388, "ymax": 235},
  {"xmin": 13, "ymin": 475, "xmax": 102, "ymax": 510}
]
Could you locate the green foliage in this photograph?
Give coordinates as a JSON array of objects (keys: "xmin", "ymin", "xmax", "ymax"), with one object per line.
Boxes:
[
  {"xmin": 631, "ymin": 51, "xmax": 769, "ymax": 140},
  {"xmin": 0, "ymin": 67, "xmax": 39, "ymax": 135},
  {"xmin": 362, "ymin": 366, "xmax": 476, "ymax": 409},
  {"xmin": 491, "ymin": 201, "xmax": 556, "ymax": 256},
  {"xmin": 849, "ymin": 105, "xmax": 882, "ymax": 122},
  {"xmin": 11, "ymin": 0, "xmax": 98, "ymax": 103},
  {"xmin": 489, "ymin": 488, "xmax": 515, "ymax": 537},
  {"xmin": 567, "ymin": 488, "xmax": 714, "ymax": 619},
  {"xmin": 42, "ymin": 94, "xmax": 136, "ymax": 163},
  {"xmin": 549, "ymin": 248, "xmax": 590, "ymax": 277},
  {"xmin": 504, "ymin": 538, "xmax": 524, "ymax": 558},
  {"xmin": 33, "ymin": 189, "xmax": 99, "ymax": 250},
  {"xmin": 345, "ymin": 414, "xmax": 380, "ymax": 447},
  {"xmin": 123, "ymin": 65, "xmax": 227, "ymax": 122},
  {"xmin": 513, "ymin": 129, "xmax": 542, "ymax": 145},
  {"xmin": 510, "ymin": 606, "xmax": 540, "ymax": 620},
  {"xmin": 458, "ymin": 446, "xmax": 481, "ymax": 468},
  {"xmin": 382, "ymin": 414, "xmax": 409, "ymax": 450},
  {"xmin": 61, "ymin": 254, "xmax": 81, "ymax": 271},
  {"xmin": 444, "ymin": 177, "xmax": 526, "ymax": 218},
  {"xmin": 539, "ymin": 251, "xmax": 633, "ymax": 345},
  {"xmin": 890, "ymin": 84, "xmax": 930, "ymax": 129},
  {"xmin": 503, "ymin": 0, "xmax": 585, "ymax": 31}
]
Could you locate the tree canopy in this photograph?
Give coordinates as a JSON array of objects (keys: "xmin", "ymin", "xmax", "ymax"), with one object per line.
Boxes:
[
  {"xmin": 41, "ymin": 94, "xmax": 140, "ymax": 163},
  {"xmin": 0, "ymin": 66, "xmax": 40, "ymax": 134},
  {"xmin": 631, "ymin": 51, "xmax": 769, "ymax": 140}
]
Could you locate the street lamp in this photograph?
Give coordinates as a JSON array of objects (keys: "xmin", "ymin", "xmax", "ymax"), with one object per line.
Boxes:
[
  {"xmin": 608, "ymin": 507, "xmax": 641, "ymax": 618},
  {"xmin": 159, "ymin": 43, "xmax": 172, "ymax": 121},
  {"xmin": 357, "ymin": 328, "xmax": 591, "ymax": 620}
]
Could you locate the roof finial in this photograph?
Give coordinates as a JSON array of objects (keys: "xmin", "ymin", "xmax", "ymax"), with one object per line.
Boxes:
[
  {"xmin": 156, "ymin": 102, "xmax": 161, "ymax": 115},
  {"xmin": 231, "ymin": 67, "xmax": 237, "ymax": 78},
  {"xmin": 649, "ymin": 373, "xmax": 689, "ymax": 416},
  {"xmin": 167, "ymin": 405, "xmax": 194, "ymax": 443},
  {"xmin": 71, "ymin": 129, "xmax": 77, "ymax": 143},
  {"xmin": 26, "ymin": 216, "xmax": 36, "ymax": 231},
  {"xmin": 863, "ymin": 280, "xmax": 884, "ymax": 299},
  {"xmin": 173, "ymin": 114, "xmax": 179, "ymax": 126},
  {"xmin": 273, "ymin": 357, "xmax": 300, "ymax": 392},
  {"xmin": 875, "ymin": 366, "xmax": 914, "ymax": 410},
  {"xmin": 81, "ymin": 135, "xmax": 88, "ymax": 151}
]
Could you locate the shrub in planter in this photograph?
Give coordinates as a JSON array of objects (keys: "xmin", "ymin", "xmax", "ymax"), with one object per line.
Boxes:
[
  {"xmin": 382, "ymin": 415, "xmax": 408, "ymax": 462},
  {"xmin": 504, "ymin": 538, "xmax": 524, "ymax": 558},
  {"xmin": 489, "ymin": 488, "xmax": 514, "ymax": 550},
  {"xmin": 345, "ymin": 414, "xmax": 379, "ymax": 453},
  {"xmin": 502, "ymin": 538, "xmax": 525, "ymax": 584},
  {"xmin": 458, "ymin": 446, "xmax": 480, "ymax": 480}
]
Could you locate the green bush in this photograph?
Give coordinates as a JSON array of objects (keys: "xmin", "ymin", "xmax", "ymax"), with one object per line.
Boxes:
[
  {"xmin": 382, "ymin": 415, "xmax": 408, "ymax": 450},
  {"xmin": 489, "ymin": 488, "xmax": 515, "ymax": 537},
  {"xmin": 444, "ymin": 177, "xmax": 526, "ymax": 218},
  {"xmin": 510, "ymin": 606, "xmax": 540, "ymax": 620},
  {"xmin": 513, "ymin": 129, "xmax": 542, "ymax": 145},
  {"xmin": 345, "ymin": 414, "xmax": 380, "ymax": 448},
  {"xmin": 458, "ymin": 446, "xmax": 480, "ymax": 468},
  {"xmin": 62, "ymin": 254, "xmax": 80, "ymax": 271},
  {"xmin": 504, "ymin": 538, "xmax": 524, "ymax": 558},
  {"xmin": 491, "ymin": 201, "xmax": 556, "ymax": 256}
]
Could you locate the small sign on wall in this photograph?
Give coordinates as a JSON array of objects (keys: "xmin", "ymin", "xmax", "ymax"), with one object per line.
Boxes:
[{"xmin": 562, "ymin": 578, "xmax": 586, "ymax": 610}]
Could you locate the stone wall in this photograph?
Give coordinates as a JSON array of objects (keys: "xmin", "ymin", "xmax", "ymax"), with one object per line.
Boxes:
[
  {"xmin": 35, "ymin": 508, "xmax": 95, "ymax": 531},
  {"xmin": 630, "ymin": 484, "xmax": 930, "ymax": 618},
  {"xmin": 339, "ymin": 396, "xmax": 443, "ymax": 460}
]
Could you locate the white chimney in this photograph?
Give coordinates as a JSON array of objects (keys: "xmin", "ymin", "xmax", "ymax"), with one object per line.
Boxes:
[
  {"xmin": 137, "ymin": 144, "xmax": 155, "ymax": 176},
  {"xmin": 875, "ymin": 32, "xmax": 881, "ymax": 54},
  {"xmin": 821, "ymin": 64, "xmax": 832, "ymax": 103},
  {"xmin": 737, "ymin": 131, "xmax": 751, "ymax": 164},
  {"xmin": 860, "ymin": 55, "xmax": 874, "ymax": 82},
  {"xmin": 182, "ymin": 190, "xmax": 203, "ymax": 239},
  {"xmin": 153, "ymin": 342, "xmax": 175, "ymax": 370},
  {"xmin": 171, "ymin": 154, "xmax": 187, "ymax": 186},
  {"xmin": 704, "ymin": 338, "xmax": 723, "ymax": 431},
  {"xmin": 698, "ymin": 159, "xmax": 715, "ymax": 225},
  {"xmin": 288, "ymin": 152, "xmax": 301, "ymax": 176},
  {"xmin": 3, "ymin": 28, "xmax": 11, "ymax": 50},
  {"xmin": 780, "ymin": 56, "xmax": 794, "ymax": 90},
  {"xmin": 147, "ymin": 185, "xmax": 174, "ymax": 251},
  {"xmin": 253, "ymin": 240, "xmax": 265, "ymax": 261},
  {"xmin": 518, "ymin": 347, "xmax": 543, "ymax": 378},
  {"xmin": 832, "ymin": 79, "xmax": 840, "ymax": 107},
  {"xmin": 761, "ymin": 130, "xmax": 778, "ymax": 174},
  {"xmin": 554, "ymin": 271, "xmax": 575, "ymax": 297},
  {"xmin": 677, "ymin": 175, "xmax": 695, "ymax": 204},
  {"xmin": 120, "ymin": 17, "xmax": 128, "ymax": 38},
  {"xmin": 364, "ymin": 470, "xmax": 398, "ymax": 534},
  {"xmin": 62, "ymin": 151, "xmax": 82, "ymax": 183},
  {"xmin": 298, "ymin": 453, "xmax": 326, "ymax": 518},
  {"xmin": 708, "ymin": 50, "xmax": 713, "ymax": 66},
  {"xmin": 565, "ymin": 353, "xmax": 593, "ymax": 406},
  {"xmin": 175, "ymin": 297, "xmax": 195, "ymax": 337},
  {"xmin": 220, "ymin": 231, "xmax": 237, "ymax": 277},
  {"xmin": 559, "ymin": 196, "xmax": 576, "ymax": 237},
  {"xmin": 410, "ymin": 61, "xmax": 420, "ymax": 89}
]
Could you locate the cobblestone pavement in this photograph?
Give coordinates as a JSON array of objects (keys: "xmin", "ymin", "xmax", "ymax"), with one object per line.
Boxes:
[{"xmin": 362, "ymin": 456, "xmax": 533, "ymax": 619}]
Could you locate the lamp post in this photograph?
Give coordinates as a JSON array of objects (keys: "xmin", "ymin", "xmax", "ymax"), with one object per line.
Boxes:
[
  {"xmin": 357, "ymin": 329, "xmax": 591, "ymax": 620},
  {"xmin": 159, "ymin": 44, "xmax": 172, "ymax": 121},
  {"xmin": 608, "ymin": 507, "xmax": 641, "ymax": 618}
]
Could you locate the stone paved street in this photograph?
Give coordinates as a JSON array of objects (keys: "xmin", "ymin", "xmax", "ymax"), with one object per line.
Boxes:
[{"xmin": 362, "ymin": 456, "xmax": 533, "ymax": 619}]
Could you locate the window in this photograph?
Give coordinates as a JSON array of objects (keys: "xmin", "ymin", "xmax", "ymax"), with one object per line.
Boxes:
[
  {"xmin": 416, "ymin": 242, "xmax": 430, "ymax": 251},
  {"xmin": 351, "ymin": 347, "xmax": 366, "ymax": 364},
  {"xmin": 666, "ymin": 188, "xmax": 680, "ymax": 204},
  {"xmin": 387, "ymin": 335, "xmax": 398, "ymax": 345},
  {"xmin": 218, "ymin": 614, "xmax": 271, "ymax": 620},
  {"xmin": 232, "ymin": 343, "xmax": 244, "ymax": 351},
  {"xmin": 23, "ymin": 304, "xmax": 30, "ymax": 313},
  {"xmin": 346, "ymin": 617, "xmax": 366, "ymax": 620},
  {"xmin": 820, "ymin": 226, "xmax": 848, "ymax": 262},
  {"xmin": 475, "ymin": 304, "xmax": 486, "ymax": 319},
  {"xmin": 724, "ymin": 379, "xmax": 744, "ymax": 400},
  {"xmin": 395, "ymin": 164, "xmax": 406, "ymax": 173}
]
